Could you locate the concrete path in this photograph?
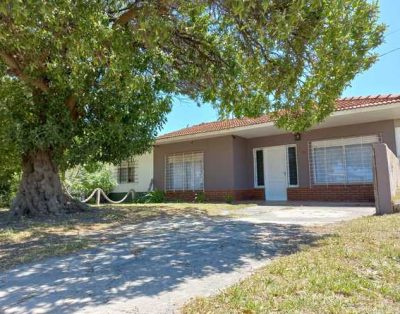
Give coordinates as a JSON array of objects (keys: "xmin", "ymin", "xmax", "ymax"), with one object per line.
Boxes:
[
  {"xmin": 223, "ymin": 202, "xmax": 376, "ymax": 225},
  {"xmin": 0, "ymin": 205, "xmax": 374, "ymax": 314}
]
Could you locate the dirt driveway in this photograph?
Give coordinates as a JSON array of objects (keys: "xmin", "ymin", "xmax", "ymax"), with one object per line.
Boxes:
[{"xmin": 0, "ymin": 204, "xmax": 374, "ymax": 314}]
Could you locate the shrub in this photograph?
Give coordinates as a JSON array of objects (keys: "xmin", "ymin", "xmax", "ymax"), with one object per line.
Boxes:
[
  {"xmin": 0, "ymin": 172, "xmax": 20, "ymax": 207},
  {"xmin": 194, "ymin": 192, "xmax": 206, "ymax": 203},
  {"xmin": 224, "ymin": 194, "xmax": 234, "ymax": 204},
  {"xmin": 64, "ymin": 163, "xmax": 117, "ymax": 198},
  {"xmin": 131, "ymin": 192, "xmax": 147, "ymax": 203},
  {"xmin": 143, "ymin": 190, "xmax": 165, "ymax": 203}
]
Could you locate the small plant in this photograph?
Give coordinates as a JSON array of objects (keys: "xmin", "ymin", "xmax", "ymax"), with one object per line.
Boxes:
[
  {"xmin": 143, "ymin": 190, "xmax": 165, "ymax": 203},
  {"xmin": 194, "ymin": 192, "xmax": 206, "ymax": 203},
  {"xmin": 224, "ymin": 194, "xmax": 234, "ymax": 204},
  {"xmin": 132, "ymin": 192, "xmax": 147, "ymax": 203}
]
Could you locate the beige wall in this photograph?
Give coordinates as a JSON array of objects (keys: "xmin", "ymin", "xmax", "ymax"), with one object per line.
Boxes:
[
  {"xmin": 155, "ymin": 120, "xmax": 397, "ymax": 192},
  {"xmin": 153, "ymin": 135, "xmax": 235, "ymax": 190},
  {"xmin": 232, "ymin": 136, "xmax": 252, "ymax": 189}
]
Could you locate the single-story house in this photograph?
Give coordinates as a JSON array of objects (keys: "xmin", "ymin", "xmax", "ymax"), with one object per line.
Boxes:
[
  {"xmin": 111, "ymin": 94, "xmax": 400, "ymax": 203},
  {"xmin": 109, "ymin": 151, "xmax": 153, "ymax": 199}
]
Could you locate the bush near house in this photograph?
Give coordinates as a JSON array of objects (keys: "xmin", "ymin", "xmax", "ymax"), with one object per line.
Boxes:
[
  {"xmin": 142, "ymin": 190, "xmax": 166, "ymax": 203},
  {"xmin": 224, "ymin": 194, "xmax": 234, "ymax": 204},
  {"xmin": 64, "ymin": 163, "xmax": 116, "ymax": 199},
  {"xmin": 0, "ymin": 173, "xmax": 20, "ymax": 208},
  {"xmin": 194, "ymin": 192, "xmax": 206, "ymax": 203}
]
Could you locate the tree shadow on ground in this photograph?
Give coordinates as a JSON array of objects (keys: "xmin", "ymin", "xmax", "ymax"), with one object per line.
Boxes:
[{"xmin": 0, "ymin": 212, "xmax": 330, "ymax": 313}]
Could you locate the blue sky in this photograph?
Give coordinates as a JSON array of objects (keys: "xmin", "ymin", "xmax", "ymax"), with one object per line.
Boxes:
[{"xmin": 161, "ymin": 1, "xmax": 400, "ymax": 134}]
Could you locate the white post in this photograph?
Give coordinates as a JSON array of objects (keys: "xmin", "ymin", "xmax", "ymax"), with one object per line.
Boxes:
[{"xmin": 96, "ymin": 188, "xmax": 101, "ymax": 205}]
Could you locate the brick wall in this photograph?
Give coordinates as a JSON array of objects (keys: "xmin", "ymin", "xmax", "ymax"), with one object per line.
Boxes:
[
  {"xmin": 166, "ymin": 185, "xmax": 374, "ymax": 203},
  {"xmin": 165, "ymin": 188, "xmax": 265, "ymax": 202},
  {"xmin": 287, "ymin": 184, "xmax": 374, "ymax": 202}
]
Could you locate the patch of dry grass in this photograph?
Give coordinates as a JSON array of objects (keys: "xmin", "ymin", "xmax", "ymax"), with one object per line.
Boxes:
[
  {"xmin": 182, "ymin": 213, "xmax": 400, "ymax": 314},
  {"xmin": 112, "ymin": 202, "xmax": 258, "ymax": 216},
  {"xmin": 0, "ymin": 202, "xmax": 251, "ymax": 271}
]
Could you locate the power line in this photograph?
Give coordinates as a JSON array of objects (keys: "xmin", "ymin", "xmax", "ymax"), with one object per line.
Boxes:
[
  {"xmin": 379, "ymin": 47, "xmax": 400, "ymax": 57},
  {"xmin": 385, "ymin": 27, "xmax": 400, "ymax": 37}
]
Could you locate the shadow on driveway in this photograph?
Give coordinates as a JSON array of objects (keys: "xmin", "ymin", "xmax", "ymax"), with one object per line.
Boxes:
[{"xmin": 0, "ymin": 214, "xmax": 327, "ymax": 313}]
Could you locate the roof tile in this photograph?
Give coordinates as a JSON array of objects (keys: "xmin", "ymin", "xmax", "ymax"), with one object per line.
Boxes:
[{"xmin": 158, "ymin": 94, "xmax": 400, "ymax": 140}]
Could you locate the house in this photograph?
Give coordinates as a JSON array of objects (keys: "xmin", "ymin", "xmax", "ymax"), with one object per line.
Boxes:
[
  {"xmin": 109, "ymin": 151, "xmax": 153, "ymax": 200},
  {"xmin": 151, "ymin": 94, "xmax": 400, "ymax": 203}
]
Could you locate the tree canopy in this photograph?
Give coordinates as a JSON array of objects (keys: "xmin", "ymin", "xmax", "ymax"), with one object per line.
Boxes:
[{"xmin": 0, "ymin": 0, "xmax": 384, "ymax": 215}]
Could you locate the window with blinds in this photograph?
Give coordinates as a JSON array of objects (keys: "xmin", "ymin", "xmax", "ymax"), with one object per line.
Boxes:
[
  {"xmin": 166, "ymin": 152, "xmax": 204, "ymax": 191},
  {"xmin": 311, "ymin": 135, "xmax": 379, "ymax": 185}
]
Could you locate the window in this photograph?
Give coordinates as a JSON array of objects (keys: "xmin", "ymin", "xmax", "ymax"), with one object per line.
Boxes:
[
  {"xmin": 117, "ymin": 159, "xmax": 136, "ymax": 183},
  {"xmin": 255, "ymin": 150, "xmax": 264, "ymax": 187},
  {"xmin": 311, "ymin": 135, "xmax": 379, "ymax": 185},
  {"xmin": 166, "ymin": 152, "xmax": 204, "ymax": 191},
  {"xmin": 287, "ymin": 146, "xmax": 298, "ymax": 186}
]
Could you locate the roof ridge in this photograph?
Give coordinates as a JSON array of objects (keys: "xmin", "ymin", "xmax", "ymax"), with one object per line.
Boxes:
[
  {"xmin": 338, "ymin": 93, "xmax": 400, "ymax": 101},
  {"xmin": 173, "ymin": 115, "xmax": 250, "ymax": 131}
]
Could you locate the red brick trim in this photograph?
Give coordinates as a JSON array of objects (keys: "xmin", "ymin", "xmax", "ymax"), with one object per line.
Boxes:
[
  {"xmin": 287, "ymin": 184, "xmax": 374, "ymax": 202},
  {"xmin": 165, "ymin": 189, "xmax": 265, "ymax": 202},
  {"xmin": 166, "ymin": 186, "xmax": 374, "ymax": 203}
]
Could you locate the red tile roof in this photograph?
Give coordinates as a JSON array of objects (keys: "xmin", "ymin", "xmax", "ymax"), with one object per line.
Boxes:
[{"xmin": 158, "ymin": 94, "xmax": 400, "ymax": 140}]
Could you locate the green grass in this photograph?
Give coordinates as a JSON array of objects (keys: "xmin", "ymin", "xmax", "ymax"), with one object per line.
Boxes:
[
  {"xmin": 0, "ymin": 202, "xmax": 251, "ymax": 271},
  {"xmin": 183, "ymin": 213, "xmax": 400, "ymax": 314}
]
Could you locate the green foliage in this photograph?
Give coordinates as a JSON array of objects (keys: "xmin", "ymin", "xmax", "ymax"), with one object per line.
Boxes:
[
  {"xmin": 0, "ymin": 0, "xmax": 384, "ymax": 173},
  {"xmin": 64, "ymin": 163, "xmax": 117, "ymax": 197},
  {"xmin": 194, "ymin": 192, "xmax": 206, "ymax": 203},
  {"xmin": 129, "ymin": 192, "xmax": 146, "ymax": 204},
  {"xmin": 142, "ymin": 190, "xmax": 166, "ymax": 203},
  {"xmin": 0, "ymin": 94, "xmax": 20, "ymax": 198},
  {"xmin": 0, "ymin": 173, "xmax": 20, "ymax": 207},
  {"xmin": 224, "ymin": 194, "xmax": 234, "ymax": 204}
]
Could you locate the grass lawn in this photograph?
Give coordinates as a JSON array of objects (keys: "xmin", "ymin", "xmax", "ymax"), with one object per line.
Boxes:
[
  {"xmin": 0, "ymin": 202, "xmax": 254, "ymax": 271},
  {"xmin": 183, "ymin": 213, "xmax": 400, "ymax": 314}
]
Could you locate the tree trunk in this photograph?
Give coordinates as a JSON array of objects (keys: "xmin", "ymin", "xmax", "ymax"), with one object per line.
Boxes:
[{"xmin": 11, "ymin": 150, "xmax": 87, "ymax": 217}]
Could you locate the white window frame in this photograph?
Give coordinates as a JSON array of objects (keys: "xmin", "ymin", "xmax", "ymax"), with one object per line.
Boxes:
[
  {"xmin": 253, "ymin": 145, "xmax": 299, "ymax": 188},
  {"xmin": 165, "ymin": 151, "xmax": 204, "ymax": 192},
  {"xmin": 311, "ymin": 135, "xmax": 379, "ymax": 185}
]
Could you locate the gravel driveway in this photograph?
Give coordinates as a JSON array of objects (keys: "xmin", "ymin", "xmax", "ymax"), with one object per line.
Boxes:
[{"xmin": 0, "ymin": 204, "xmax": 374, "ymax": 314}]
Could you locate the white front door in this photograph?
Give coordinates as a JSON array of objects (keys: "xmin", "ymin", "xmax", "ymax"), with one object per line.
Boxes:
[{"xmin": 263, "ymin": 146, "xmax": 287, "ymax": 201}]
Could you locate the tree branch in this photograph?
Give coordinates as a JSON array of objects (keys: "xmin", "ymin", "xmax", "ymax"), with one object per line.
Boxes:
[
  {"xmin": 65, "ymin": 94, "xmax": 80, "ymax": 121},
  {"xmin": 112, "ymin": 1, "xmax": 144, "ymax": 27},
  {"xmin": 112, "ymin": 0, "xmax": 171, "ymax": 27},
  {"xmin": 114, "ymin": 8, "xmax": 137, "ymax": 26},
  {"xmin": 0, "ymin": 51, "xmax": 49, "ymax": 92}
]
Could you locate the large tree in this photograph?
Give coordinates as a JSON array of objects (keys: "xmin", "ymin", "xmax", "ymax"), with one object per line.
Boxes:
[{"xmin": 0, "ymin": 0, "xmax": 383, "ymax": 216}]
